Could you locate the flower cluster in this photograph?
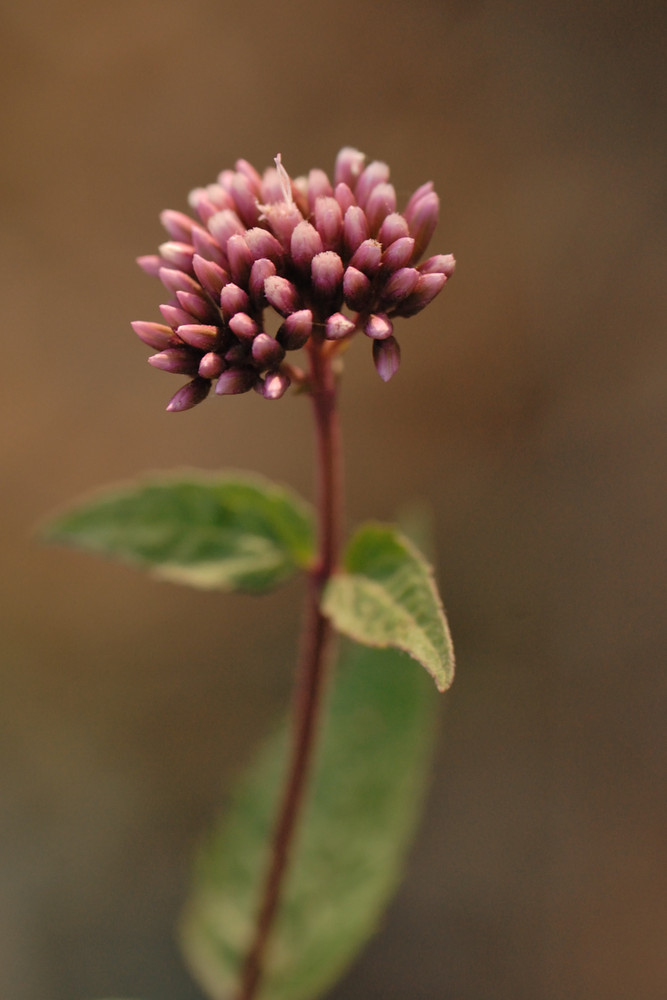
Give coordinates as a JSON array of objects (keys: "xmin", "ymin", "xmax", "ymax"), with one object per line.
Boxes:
[{"xmin": 132, "ymin": 148, "xmax": 455, "ymax": 411}]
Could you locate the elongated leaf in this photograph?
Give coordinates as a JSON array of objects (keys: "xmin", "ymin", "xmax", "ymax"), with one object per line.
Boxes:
[
  {"xmin": 42, "ymin": 472, "xmax": 314, "ymax": 593},
  {"xmin": 321, "ymin": 523, "xmax": 454, "ymax": 691},
  {"xmin": 180, "ymin": 642, "xmax": 438, "ymax": 1000}
]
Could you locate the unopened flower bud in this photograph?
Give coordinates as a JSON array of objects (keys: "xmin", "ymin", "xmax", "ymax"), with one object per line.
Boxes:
[
  {"xmin": 349, "ymin": 239, "xmax": 382, "ymax": 277},
  {"xmin": 377, "ymin": 212, "xmax": 410, "ymax": 248},
  {"xmin": 198, "ymin": 352, "xmax": 226, "ymax": 378},
  {"xmin": 290, "ymin": 221, "xmax": 323, "ymax": 273},
  {"xmin": 365, "ymin": 182, "xmax": 397, "ymax": 235},
  {"xmin": 343, "ymin": 266, "xmax": 372, "ymax": 311},
  {"xmin": 314, "ymin": 197, "xmax": 343, "ymax": 251},
  {"xmin": 136, "ymin": 254, "xmax": 162, "ymax": 276},
  {"xmin": 229, "ymin": 312, "xmax": 259, "ymax": 341},
  {"xmin": 208, "ymin": 209, "xmax": 245, "ymax": 248},
  {"xmin": 244, "ymin": 227, "xmax": 284, "ymax": 265},
  {"xmin": 231, "ymin": 173, "xmax": 260, "ymax": 228},
  {"xmin": 160, "ymin": 209, "xmax": 198, "ymax": 242},
  {"xmin": 311, "ymin": 251, "xmax": 344, "ymax": 302},
  {"xmin": 404, "ymin": 181, "xmax": 434, "ymax": 221},
  {"xmin": 355, "ymin": 161, "xmax": 390, "ymax": 208},
  {"xmin": 278, "ymin": 309, "xmax": 313, "ymax": 350},
  {"xmin": 264, "ymin": 275, "xmax": 300, "ymax": 316},
  {"xmin": 215, "ymin": 367, "xmax": 257, "ymax": 395},
  {"xmin": 252, "ymin": 332, "xmax": 286, "ymax": 367},
  {"xmin": 334, "ymin": 147, "xmax": 366, "ymax": 189},
  {"xmin": 166, "ymin": 376, "xmax": 211, "ymax": 412},
  {"xmin": 192, "ymin": 227, "xmax": 228, "ymax": 269},
  {"xmin": 381, "ymin": 236, "xmax": 415, "ymax": 273},
  {"xmin": 394, "ymin": 272, "xmax": 448, "ymax": 317},
  {"xmin": 419, "ymin": 253, "xmax": 456, "ymax": 278},
  {"xmin": 364, "ymin": 313, "xmax": 394, "ymax": 340},
  {"xmin": 334, "ymin": 182, "xmax": 356, "ymax": 214},
  {"xmin": 380, "ymin": 267, "xmax": 420, "ymax": 306},
  {"xmin": 176, "ymin": 290, "xmax": 217, "ymax": 324},
  {"xmin": 131, "ymin": 321, "xmax": 180, "ymax": 351},
  {"xmin": 176, "ymin": 324, "xmax": 220, "ymax": 351},
  {"xmin": 160, "ymin": 303, "xmax": 193, "ymax": 329},
  {"xmin": 343, "ymin": 206, "xmax": 369, "ymax": 257},
  {"xmin": 220, "ymin": 282, "xmax": 250, "ymax": 321},
  {"xmin": 249, "ymin": 257, "xmax": 277, "ymax": 308},
  {"xmin": 226, "ymin": 233, "xmax": 253, "ymax": 285},
  {"xmin": 158, "ymin": 242, "xmax": 195, "ymax": 272},
  {"xmin": 406, "ymin": 190, "xmax": 439, "ymax": 262},
  {"xmin": 262, "ymin": 370, "xmax": 290, "ymax": 400},
  {"xmin": 326, "ymin": 312, "xmax": 356, "ymax": 341},
  {"xmin": 307, "ymin": 168, "xmax": 333, "ymax": 210},
  {"xmin": 372, "ymin": 335, "xmax": 401, "ymax": 381},
  {"xmin": 159, "ymin": 267, "xmax": 201, "ymax": 297},
  {"xmin": 192, "ymin": 255, "xmax": 229, "ymax": 299},
  {"xmin": 148, "ymin": 347, "xmax": 200, "ymax": 375}
]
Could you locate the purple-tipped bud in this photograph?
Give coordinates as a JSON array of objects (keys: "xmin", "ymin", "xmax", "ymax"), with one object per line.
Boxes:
[
  {"xmin": 249, "ymin": 257, "xmax": 277, "ymax": 308},
  {"xmin": 381, "ymin": 236, "xmax": 416, "ymax": 273},
  {"xmin": 160, "ymin": 209, "xmax": 198, "ymax": 242},
  {"xmin": 220, "ymin": 282, "xmax": 250, "ymax": 320},
  {"xmin": 278, "ymin": 309, "xmax": 313, "ymax": 350},
  {"xmin": 394, "ymin": 272, "xmax": 448, "ymax": 317},
  {"xmin": 307, "ymin": 168, "xmax": 333, "ymax": 210},
  {"xmin": 192, "ymin": 255, "xmax": 229, "ymax": 299},
  {"xmin": 262, "ymin": 370, "xmax": 290, "ymax": 400},
  {"xmin": 252, "ymin": 332, "xmax": 286, "ymax": 367},
  {"xmin": 419, "ymin": 253, "xmax": 456, "ymax": 278},
  {"xmin": 365, "ymin": 182, "xmax": 397, "ymax": 235},
  {"xmin": 176, "ymin": 323, "xmax": 220, "ymax": 351},
  {"xmin": 406, "ymin": 191, "xmax": 439, "ymax": 262},
  {"xmin": 229, "ymin": 312, "xmax": 259, "ymax": 341},
  {"xmin": 380, "ymin": 267, "xmax": 420, "ymax": 305},
  {"xmin": 231, "ymin": 173, "xmax": 260, "ymax": 228},
  {"xmin": 148, "ymin": 347, "xmax": 200, "ymax": 375},
  {"xmin": 343, "ymin": 206, "xmax": 369, "ymax": 257},
  {"xmin": 137, "ymin": 254, "xmax": 163, "ymax": 276},
  {"xmin": 349, "ymin": 239, "xmax": 382, "ymax": 277},
  {"xmin": 325, "ymin": 312, "xmax": 356, "ymax": 341},
  {"xmin": 176, "ymin": 290, "xmax": 217, "ymax": 324},
  {"xmin": 215, "ymin": 367, "xmax": 257, "ymax": 395},
  {"xmin": 372, "ymin": 335, "xmax": 401, "ymax": 381},
  {"xmin": 207, "ymin": 209, "xmax": 245, "ymax": 248},
  {"xmin": 131, "ymin": 321, "xmax": 180, "ymax": 351},
  {"xmin": 314, "ymin": 197, "xmax": 343, "ymax": 251},
  {"xmin": 343, "ymin": 266, "xmax": 372, "ymax": 311},
  {"xmin": 264, "ymin": 275, "xmax": 300, "ymax": 316},
  {"xmin": 198, "ymin": 352, "xmax": 226, "ymax": 379},
  {"xmin": 290, "ymin": 221, "xmax": 324, "ymax": 272},
  {"xmin": 244, "ymin": 227, "xmax": 284, "ymax": 265},
  {"xmin": 365, "ymin": 313, "xmax": 394, "ymax": 340},
  {"xmin": 226, "ymin": 233, "xmax": 253, "ymax": 285},
  {"xmin": 192, "ymin": 227, "xmax": 228, "ymax": 269},
  {"xmin": 355, "ymin": 161, "xmax": 391, "ymax": 208},
  {"xmin": 334, "ymin": 147, "xmax": 366, "ymax": 189},
  {"xmin": 166, "ymin": 377, "xmax": 211, "ymax": 412},
  {"xmin": 404, "ymin": 181, "xmax": 434, "ymax": 221},
  {"xmin": 188, "ymin": 188, "xmax": 219, "ymax": 223},
  {"xmin": 311, "ymin": 251, "xmax": 344, "ymax": 302},
  {"xmin": 158, "ymin": 267, "xmax": 202, "ymax": 297},
  {"xmin": 377, "ymin": 212, "xmax": 410, "ymax": 248},
  {"xmin": 160, "ymin": 303, "xmax": 193, "ymax": 328},
  {"xmin": 203, "ymin": 183, "xmax": 235, "ymax": 212},
  {"xmin": 262, "ymin": 200, "xmax": 304, "ymax": 249},
  {"xmin": 235, "ymin": 158, "xmax": 262, "ymax": 192},
  {"xmin": 334, "ymin": 182, "xmax": 356, "ymax": 213}
]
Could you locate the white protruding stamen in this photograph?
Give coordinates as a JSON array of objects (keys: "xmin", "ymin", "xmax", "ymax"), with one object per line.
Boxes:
[{"xmin": 274, "ymin": 153, "xmax": 293, "ymax": 205}]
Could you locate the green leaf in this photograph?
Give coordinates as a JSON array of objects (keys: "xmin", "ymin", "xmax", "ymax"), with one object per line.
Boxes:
[
  {"xmin": 321, "ymin": 523, "xmax": 454, "ymax": 691},
  {"xmin": 42, "ymin": 472, "xmax": 315, "ymax": 593},
  {"xmin": 180, "ymin": 642, "xmax": 438, "ymax": 1000}
]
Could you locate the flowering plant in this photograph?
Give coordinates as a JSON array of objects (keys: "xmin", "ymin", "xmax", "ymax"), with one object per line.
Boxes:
[{"xmin": 44, "ymin": 148, "xmax": 456, "ymax": 1000}]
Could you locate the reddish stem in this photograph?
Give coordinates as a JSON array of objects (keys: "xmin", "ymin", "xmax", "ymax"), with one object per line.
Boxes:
[{"xmin": 236, "ymin": 335, "xmax": 343, "ymax": 1000}]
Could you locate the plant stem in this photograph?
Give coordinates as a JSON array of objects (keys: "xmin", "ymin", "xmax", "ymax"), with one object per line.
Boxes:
[{"xmin": 236, "ymin": 336, "xmax": 343, "ymax": 1000}]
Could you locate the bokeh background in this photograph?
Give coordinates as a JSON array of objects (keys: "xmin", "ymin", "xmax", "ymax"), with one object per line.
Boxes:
[{"xmin": 1, "ymin": 1, "xmax": 665, "ymax": 998}]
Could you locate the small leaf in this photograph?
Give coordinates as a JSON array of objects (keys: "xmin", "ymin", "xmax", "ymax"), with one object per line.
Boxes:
[
  {"xmin": 322, "ymin": 523, "xmax": 454, "ymax": 691},
  {"xmin": 42, "ymin": 472, "xmax": 315, "ymax": 593},
  {"xmin": 180, "ymin": 642, "xmax": 438, "ymax": 1000}
]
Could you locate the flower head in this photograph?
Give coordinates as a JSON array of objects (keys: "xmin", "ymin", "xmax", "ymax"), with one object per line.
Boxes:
[{"xmin": 133, "ymin": 148, "xmax": 455, "ymax": 411}]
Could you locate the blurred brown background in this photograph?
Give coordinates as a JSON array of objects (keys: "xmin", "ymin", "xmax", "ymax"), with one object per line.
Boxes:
[{"xmin": 1, "ymin": 0, "xmax": 665, "ymax": 997}]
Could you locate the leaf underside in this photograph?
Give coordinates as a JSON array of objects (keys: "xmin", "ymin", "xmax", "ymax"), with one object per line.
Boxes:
[
  {"xmin": 322, "ymin": 523, "xmax": 455, "ymax": 691},
  {"xmin": 41, "ymin": 471, "xmax": 315, "ymax": 593},
  {"xmin": 180, "ymin": 641, "xmax": 438, "ymax": 1000}
]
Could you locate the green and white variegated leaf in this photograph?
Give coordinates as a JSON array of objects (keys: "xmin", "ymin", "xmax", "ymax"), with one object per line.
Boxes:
[
  {"xmin": 322, "ymin": 523, "xmax": 454, "ymax": 691},
  {"xmin": 180, "ymin": 641, "xmax": 438, "ymax": 1000},
  {"xmin": 42, "ymin": 471, "xmax": 315, "ymax": 594}
]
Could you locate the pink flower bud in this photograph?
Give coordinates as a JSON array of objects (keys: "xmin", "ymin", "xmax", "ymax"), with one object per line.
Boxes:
[
  {"xmin": 166, "ymin": 377, "xmax": 211, "ymax": 412},
  {"xmin": 372, "ymin": 335, "xmax": 401, "ymax": 382}
]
